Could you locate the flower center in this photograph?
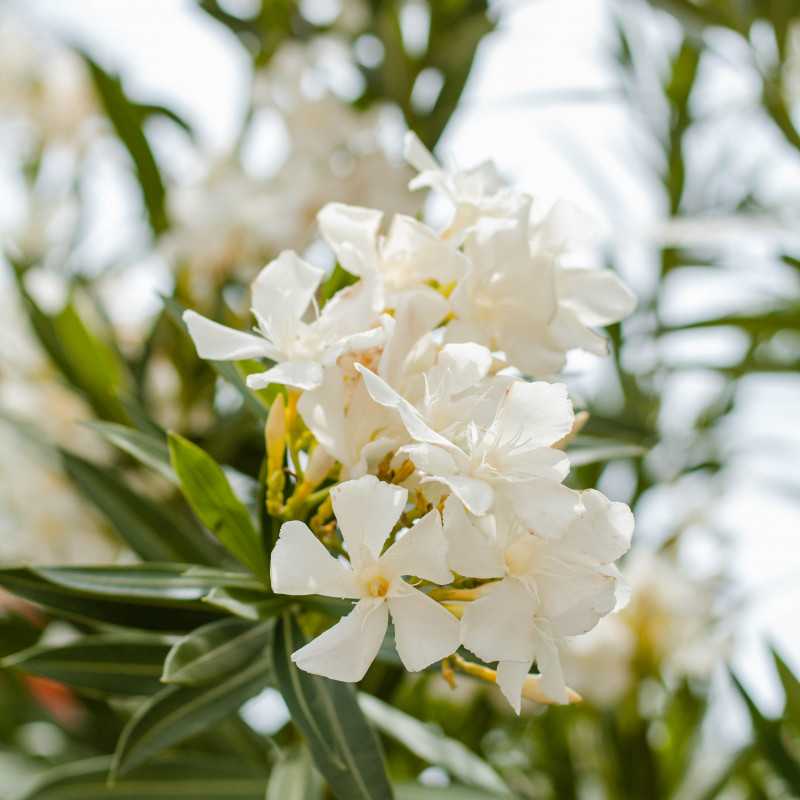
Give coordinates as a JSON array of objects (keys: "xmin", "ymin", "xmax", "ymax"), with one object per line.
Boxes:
[{"xmin": 365, "ymin": 574, "xmax": 390, "ymax": 598}]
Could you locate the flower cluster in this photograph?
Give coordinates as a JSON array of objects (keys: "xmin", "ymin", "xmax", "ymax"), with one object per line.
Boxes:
[{"xmin": 184, "ymin": 134, "xmax": 637, "ymax": 712}]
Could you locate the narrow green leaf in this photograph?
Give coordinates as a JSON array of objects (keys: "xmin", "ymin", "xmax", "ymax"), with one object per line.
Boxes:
[
  {"xmin": 0, "ymin": 567, "xmax": 223, "ymax": 632},
  {"xmin": 203, "ymin": 587, "xmax": 289, "ymax": 621},
  {"xmin": 266, "ymin": 746, "xmax": 324, "ymax": 800},
  {"xmin": 20, "ymin": 754, "xmax": 267, "ymax": 799},
  {"xmin": 272, "ymin": 614, "xmax": 394, "ymax": 800},
  {"xmin": 62, "ymin": 449, "xmax": 230, "ymax": 566},
  {"xmin": 84, "ymin": 55, "xmax": 168, "ymax": 235},
  {"xmin": 567, "ymin": 442, "xmax": 646, "ymax": 467},
  {"xmin": 358, "ymin": 694, "xmax": 510, "ymax": 795},
  {"xmin": 163, "ymin": 617, "xmax": 274, "ymax": 686},
  {"xmin": 396, "ymin": 786, "xmax": 496, "ymax": 800},
  {"xmin": 4, "ymin": 636, "xmax": 169, "ymax": 697},
  {"xmin": 86, "ymin": 421, "xmax": 175, "ymax": 482},
  {"xmin": 112, "ymin": 651, "xmax": 273, "ymax": 777},
  {"xmin": 771, "ymin": 646, "xmax": 800, "ymax": 726},
  {"xmin": 169, "ymin": 433, "xmax": 268, "ymax": 584}
]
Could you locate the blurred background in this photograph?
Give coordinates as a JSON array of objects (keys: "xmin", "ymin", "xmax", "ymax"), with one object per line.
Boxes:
[{"xmin": 0, "ymin": 0, "xmax": 798, "ymax": 797}]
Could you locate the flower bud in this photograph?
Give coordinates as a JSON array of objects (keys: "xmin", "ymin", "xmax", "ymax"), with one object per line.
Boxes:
[{"xmin": 304, "ymin": 446, "xmax": 335, "ymax": 490}]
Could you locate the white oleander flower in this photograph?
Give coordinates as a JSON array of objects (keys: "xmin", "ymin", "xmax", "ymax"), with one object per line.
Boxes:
[
  {"xmin": 444, "ymin": 489, "xmax": 633, "ymax": 712},
  {"xmin": 183, "ymin": 251, "xmax": 385, "ymax": 391},
  {"xmin": 271, "ymin": 475, "xmax": 460, "ymax": 681},
  {"xmin": 357, "ymin": 365, "xmax": 573, "ymax": 521},
  {"xmin": 448, "ymin": 206, "xmax": 637, "ymax": 378},
  {"xmin": 317, "ymin": 202, "xmax": 468, "ymax": 294}
]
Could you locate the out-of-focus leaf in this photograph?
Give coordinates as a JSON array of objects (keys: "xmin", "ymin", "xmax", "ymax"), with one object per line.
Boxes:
[
  {"xmin": 771, "ymin": 647, "xmax": 800, "ymax": 726},
  {"xmin": 162, "ymin": 617, "xmax": 274, "ymax": 686},
  {"xmin": 112, "ymin": 651, "xmax": 274, "ymax": 777},
  {"xmin": 730, "ymin": 670, "xmax": 800, "ymax": 792},
  {"xmin": 61, "ymin": 450, "xmax": 230, "ymax": 566},
  {"xmin": 4, "ymin": 636, "xmax": 169, "ymax": 697},
  {"xmin": 86, "ymin": 421, "xmax": 175, "ymax": 482},
  {"xmin": 84, "ymin": 55, "xmax": 168, "ymax": 235},
  {"xmin": 20, "ymin": 754, "xmax": 267, "ymax": 799},
  {"xmin": 567, "ymin": 442, "xmax": 646, "ymax": 466},
  {"xmin": 0, "ymin": 567, "xmax": 223, "ymax": 632},
  {"xmin": 266, "ymin": 746, "xmax": 325, "ymax": 800},
  {"xmin": 358, "ymin": 694, "xmax": 510, "ymax": 796},
  {"xmin": 319, "ymin": 265, "xmax": 358, "ymax": 305},
  {"xmin": 272, "ymin": 614, "xmax": 394, "ymax": 800},
  {"xmin": 395, "ymin": 786, "xmax": 494, "ymax": 800},
  {"xmin": 169, "ymin": 433, "xmax": 268, "ymax": 584}
]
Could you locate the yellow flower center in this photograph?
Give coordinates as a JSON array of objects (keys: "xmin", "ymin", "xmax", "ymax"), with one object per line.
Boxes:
[{"xmin": 366, "ymin": 574, "xmax": 390, "ymax": 598}]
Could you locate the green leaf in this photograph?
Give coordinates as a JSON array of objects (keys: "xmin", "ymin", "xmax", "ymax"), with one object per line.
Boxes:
[
  {"xmin": 203, "ymin": 587, "xmax": 290, "ymax": 621},
  {"xmin": 169, "ymin": 433, "xmax": 268, "ymax": 584},
  {"xmin": 20, "ymin": 754, "xmax": 267, "ymax": 799},
  {"xmin": 567, "ymin": 442, "xmax": 646, "ymax": 467},
  {"xmin": 772, "ymin": 646, "xmax": 800, "ymax": 726},
  {"xmin": 730, "ymin": 670, "xmax": 800, "ymax": 792},
  {"xmin": 163, "ymin": 617, "xmax": 275, "ymax": 686},
  {"xmin": 266, "ymin": 746, "xmax": 324, "ymax": 800},
  {"xmin": 0, "ymin": 567, "xmax": 223, "ymax": 632},
  {"xmin": 84, "ymin": 55, "xmax": 168, "ymax": 235},
  {"xmin": 272, "ymin": 614, "xmax": 394, "ymax": 800},
  {"xmin": 86, "ymin": 421, "xmax": 175, "ymax": 482},
  {"xmin": 4, "ymin": 636, "xmax": 169, "ymax": 697},
  {"xmin": 62, "ymin": 449, "xmax": 230, "ymax": 566},
  {"xmin": 358, "ymin": 694, "xmax": 510, "ymax": 796},
  {"xmin": 395, "ymin": 786, "xmax": 495, "ymax": 800},
  {"xmin": 112, "ymin": 651, "xmax": 274, "ymax": 777}
]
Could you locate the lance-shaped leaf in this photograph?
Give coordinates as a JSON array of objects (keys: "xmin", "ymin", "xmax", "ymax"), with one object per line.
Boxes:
[
  {"xmin": 169, "ymin": 433, "xmax": 268, "ymax": 584},
  {"xmin": 358, "ymin": 694, "xmax": 510, "ymax": 796},
  {"xmin": 266, "ymin": 746, "xmax": 325, "ymax": 800},
  {"xmin": 112, "ymin": 650, "xmax": 274, "ymax": 777},
  {"xmin": 567, "ymin": 442, "xmax": 646, "ymax": 467},
  {"xmin": 203, "ymin": 587, "xmax": 289, "ymax": 621},
  {"xmin": 62, "ymin": 450, "xmax": 230, "ymax": 566},
  {"xmin": 272, "ymin": 614, "xmax": 394, "ymax": 800},
  {"xmin": 4, "ymin": 636, "xmax": 169, "ymax": 697},
  {"xmin": 163, "ymin": 617, "xmax": 275, "ymax": 686},
  {"xmin": 20, "ymin": 754, "xmax": 267, "ymax": 800},
  {"xmin": 396, "ymin": 786, "xmax": 495, "ymax": 800},
  {"xmin": 86, "ymin": 421, "xmax": 176, "ymax": 483},
  {"xmin": 84, "ymin": 55, "xmax": 168, "ymax": 235},
  {"xmin": 0, "ymin": 567, "xmax": 224, "ymax": 633}
]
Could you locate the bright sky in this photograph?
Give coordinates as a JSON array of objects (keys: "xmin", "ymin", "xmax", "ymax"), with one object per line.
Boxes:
[{"xmin": 12, "ymin": 0, "xmax": 800, "ymax": 725}]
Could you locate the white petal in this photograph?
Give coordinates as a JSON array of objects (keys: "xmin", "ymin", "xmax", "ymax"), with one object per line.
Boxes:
[
  {"xmin": 490, "ymin": 381, "xmax": 574, "ymax": 449},
  {"xmin": 435, "ymin": 343, "xmax": 493, "ymax": 397},
  {"xmin": 297, "ymin": 367, "xmax": 350, "ymax": 465},
  {"xmin": 330, "ymin": 476, "xmax": 407, "ymax": 568},
  {"xmin": 388, "ymin": 588, "xmax": 460, "ymax": 672},
  {"xmin": 501, "ymin": 446, "xmax": 570, "ymax": 483},
  {"xmin": 496, "ymin": 660, "xmax": 533, "ymax": 715},
  {"xmin": 510, "ymin": 480, "xmax": 581, "ymax": 539},
  {"xmin": 557, "ymin": 267, "xmax": 636, "ymax": 326},
  {"xmin": 381, "ymin": 510, "xmax": 452, "ymax": 584},
  {"xmin": 246, "ymin": 360, "xmax": 323, "ymax": 391},
  {"xmin": 443, "ymin": 496, "xmax": 505, "ymax": 579},
  {"xmin": 533, "ymin": 627, "xmax": 568, "ymax": 703},
  {"xmin": 356, "ymin": 365, "xmax": 459, "ymax": 452},
  {"xmin": 461, "ymin": 578, "xmax": 537, "ymax": 664},
  {"xmin": 561, "ymin": 489, "xmax": 634, "ymax": 563},
  {"xmin": 549, "ymin": 305, "xmax": 608, "ymax": 357},
  {"xmin": 251, "ymin": 251, "xmax": 324, "ymax": 330},
  {"xmin": 426, "ymin": 474, "xmax": 494, "ymax": 517},
  {"xmin": 270, "ymin": 520, "xmax": 360, "ymax": 598},
  {"xmin": 317, "ymin": 203, "xmax": 382, "ymax": 277},
  {"xmin": 403, "ymin": 131, "xmax": 440, "ymax": 175},
  {"xmin": 183, "ymin": 310, "xmax": 277, "ymax": 361},
  {"xmin": 292, "ymin": 599, "xmax": 387, "ymax": 682}
]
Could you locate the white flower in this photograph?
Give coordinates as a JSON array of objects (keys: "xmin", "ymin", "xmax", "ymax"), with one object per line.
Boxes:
[
  {"xmin": 270, "ymin": 476, "xmax": 460, "ymax": 681},
  {"xmin": 357, "ymin": 364, "xmax": 573, "ymax": 520},
  {"xmin": 183, "ymin": 250, "xmax": 385, "ymax": 391},
  {"xmin": 403, "ymin": 132, "xmax": 525, "ymax": 239},
  {"xmin": 317, "ymin": 202, "xmax": 468, "ymax": 293},
  {"xmin": 448, "ymin": 207, "xmax": 637, "ymax": 378},
  {"xmin": 444, "ymin": 489, "xmax": 633, "ymax": 712}
]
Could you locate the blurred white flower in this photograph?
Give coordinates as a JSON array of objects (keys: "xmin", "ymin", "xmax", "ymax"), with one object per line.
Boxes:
[
  {"xmin": 445, "ymin": 488, "xmax": 633, "ymax": 711},
  {"xmin": 271, "ymin": 475, "xmax": 459, "ymax": 680},
  {"xmin": 183, "ymin": 250, "xmax": 386, "ymax": 391}
]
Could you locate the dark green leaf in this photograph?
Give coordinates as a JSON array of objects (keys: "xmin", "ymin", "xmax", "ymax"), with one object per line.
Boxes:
[
  {"xmin": 62, "ymin": 450, "xmax": 230, "ymax": 566},
  {"xmin": 272, "ymin": 614, "xmax": 393, "ymax": 800},
  {"xmin": 772, "ymin": 646, "xmax": 800, "ymax": 725},
  {"xmin": 84, "ymin": 55, "xmax": 168, "ymax": 235},
  {"xmin": 0, "ymin": 566, "xmax": 223, "ymax": 632},
  {"xmin": 4, "ymin": 636, "xmax": 169, "ymax": 697},
  {"xmin": 266, "ymin": 746, "xmax": 325, "ymax": 800},
  {"xmin": 20, "ymin": 754, "xmax": 267, "ymax": 799},
  {"xmin": 203, "ymin": 587, "xmax": 290, "ymax": 621},
  {"xmin": 169, "ymin": 433, "xmax": 268, "ymax": 584},
  {"xmin": 163, "ymin": 617, "xmax": 274, "ymax": 686},
  {"xmin": 358, "ymin": 694, "xmax": 509, "ymax": 795},
  {"xmin": 112, "ymin": 651, "xmax": 273, "ymax": 776}
]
